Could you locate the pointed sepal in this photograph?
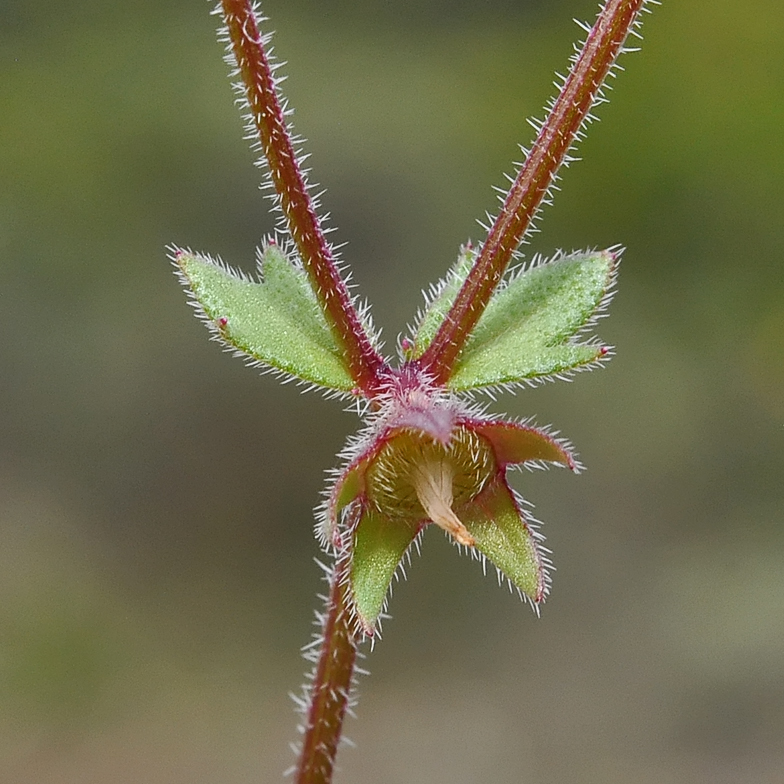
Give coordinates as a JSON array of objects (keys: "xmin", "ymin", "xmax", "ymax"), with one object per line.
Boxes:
[
  {"xmin": 469, "ymin": 419, "xmax": 579, "ymax": 470},
  {"xmin": 173, "ymin": 243, "xmax": 355, "ymax": 391},
  {"xmin": 320, "ymin": 448, "xmax": 376, "ymax": 549},
  {"xmin": 349, "ymin": 507, "xmax": 420, "ymax": 635},
  {"xmin": 446, "ymin": 249, "xmax": 617, "ymax": 391},
  {"xmin": 459, "ymin": 477, "xmax": 547, "ymax": 603}
]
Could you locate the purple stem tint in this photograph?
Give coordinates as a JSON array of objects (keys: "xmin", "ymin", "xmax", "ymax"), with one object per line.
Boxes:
[
  {"xmin": 220, "ymin": 0, "xmax": 386, "ymax": 397},
  {"xmin": 418, "ymin": 0, "xmax": 647, "ymax": 385},
  {"xmin": 295, "ymin": 559, "xmax": 357, "ymax": 784}
]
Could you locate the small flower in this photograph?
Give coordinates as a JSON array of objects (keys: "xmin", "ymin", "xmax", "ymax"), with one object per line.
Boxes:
[
  {"xmin": 175, "ymin": 2, "xmax": 651, "ymax": 777},
  {"xmin": 320, "ymin": 367, "xmax": 579, "ymax": 635},
  {"xmin": 175, "ymin": 240, "xmax": 617, "ymax": 636}
]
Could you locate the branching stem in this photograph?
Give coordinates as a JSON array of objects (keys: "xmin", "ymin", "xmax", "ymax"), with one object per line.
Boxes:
[
  {"xmin": 214, "ymin": 3, "xmax": 650, "ymax": 783},
  {"xmin": 220, "ymin": 0, "xmax": 386, "ymax": 396},
  {"xmin": 295, "ymin": 558, "xmax": 357, "ymax": 784},
  {"xmin": 419, "ymin": 0, "xmax": 647, "ymax": 384}
]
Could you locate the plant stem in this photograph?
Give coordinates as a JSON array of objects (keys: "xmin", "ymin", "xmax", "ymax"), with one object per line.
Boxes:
[
  {"xmin": 220, "ymin": 0, "xmax": 386, "ymax": 396},
  {"xmin": 295, "ymin": 557, "xmax": 358, "ymax": 784},
  {"xmin": 419, "ymin": 0, "xmax": 647, "ymax": 384}
]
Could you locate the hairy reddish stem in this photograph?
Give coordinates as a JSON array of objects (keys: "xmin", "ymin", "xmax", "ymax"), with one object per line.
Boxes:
[
  {"xmin": 295, "ymin": 559, "xmax": 358, "ymax": 784},
  {"xmin": 419, "ymin": 0, "xmax": 646, "ymax": 384},
  {"xmin": 220, "ymin": 0, "xmax": 386, "ymax": 396}
]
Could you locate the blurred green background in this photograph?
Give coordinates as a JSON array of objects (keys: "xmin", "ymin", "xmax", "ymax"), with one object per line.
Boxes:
[{"xmin": 2, "ymin": 0, "xmax": 783, "ymax": 782}]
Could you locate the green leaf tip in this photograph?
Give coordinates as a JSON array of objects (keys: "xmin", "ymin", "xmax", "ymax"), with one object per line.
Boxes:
[
  {"xmin": 411, "ymin": 243, "xmax": 477, "ymax": 358},
  {"xmin": 173, "ymin": 243, "xmax": 356, "ymax": 391},
  {"xmin": 446, "ymin": 249, "xmax": 618, "ymax": 391}
]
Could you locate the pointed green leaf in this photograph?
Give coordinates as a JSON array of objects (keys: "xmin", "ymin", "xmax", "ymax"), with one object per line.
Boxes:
[
  {"xmin": 459, "ymin": 478, "xmax": 545, "ymax": 602},
  {"xmin": 350, "ymin": 507, "xmax": 419, "ymax": 634},
  {"xmin": 447, "ymin": 250, "xmax": 616, "ymax": 391},
  {"xmin": 411, "ymin": 244, "xmax": 476, "ymax": 357},
  {"xmin": 175, "ymin": 244, "xmax": 355, "ymax": 391}
]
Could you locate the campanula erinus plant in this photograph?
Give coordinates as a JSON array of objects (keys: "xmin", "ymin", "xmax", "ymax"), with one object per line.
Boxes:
[{"xmin": 172, "ymin": 1, "xmax": 656, "ymax": 781}]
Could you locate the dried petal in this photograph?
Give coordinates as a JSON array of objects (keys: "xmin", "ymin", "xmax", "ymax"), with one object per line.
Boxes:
[{"xmin": 411, "ymin": 459, "xmax": 475, "ymax": 546}]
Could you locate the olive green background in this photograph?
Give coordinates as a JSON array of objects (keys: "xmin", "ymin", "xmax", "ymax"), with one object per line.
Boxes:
[{"xmin": 2, "ymin": 1, "xmax": 782, "ymax": 782}]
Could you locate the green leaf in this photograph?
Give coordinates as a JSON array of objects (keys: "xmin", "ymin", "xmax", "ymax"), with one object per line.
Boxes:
[
  {"xmin": 446, "ymin": 250, "xmax": 616, "ymax": 391},
  {"xmin": 411, "ymin": 244, "xmax": 476, "ymax": 357},
  {"xmin": 350, "ymin": 508, "xmax": 419, "ymax": 634},
  {"xmin": 175, "ymin": 244, "xmax": 355, "ymax": 391},
  {"xmin": 459, "ymin": 478, "xmax": 545, "ymax": 602}
]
